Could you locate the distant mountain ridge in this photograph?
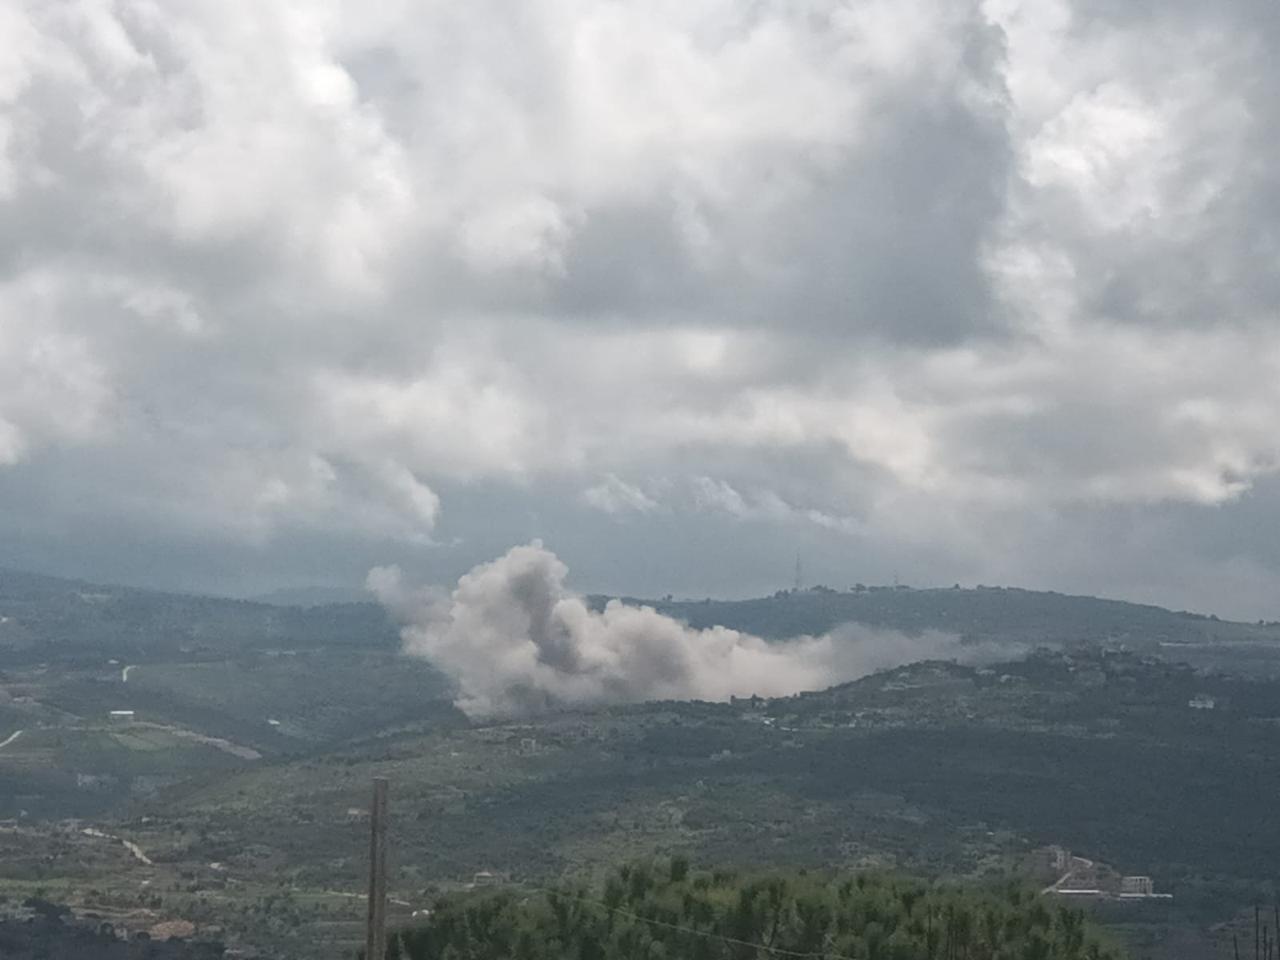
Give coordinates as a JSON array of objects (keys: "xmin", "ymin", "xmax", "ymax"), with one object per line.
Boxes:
[
  {"xmin": 3, "ymin": 565, "xmax": 1279, "ymax": 670},
  {"xmin": 596, "ymin": 583, "xmax": 1280, "ymax": 675},
  {"xmin": 250, "ymin": 585, "xmax": 373, "ymax": 607},
  {"xmin": 0, "ymin": 567, "xmax": 399, "ymax": 663}
]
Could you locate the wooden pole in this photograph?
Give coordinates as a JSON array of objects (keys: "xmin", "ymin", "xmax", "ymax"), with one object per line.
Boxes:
[{"xmin": 366, "ymin": 777, "xmax": 389, "ymax": 960}]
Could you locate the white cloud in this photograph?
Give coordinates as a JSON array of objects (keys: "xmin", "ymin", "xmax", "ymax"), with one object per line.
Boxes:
[
  {"xmin": 1, "ymin": 0, "xmax": 1279, "ymax": 612},
  {"xmin": 582, "ymin": 475, "xmax": 660, "ymax": 516},
  {"xmin": 0, "ymin": 272, "xmax": 113, "ymax": 460}
]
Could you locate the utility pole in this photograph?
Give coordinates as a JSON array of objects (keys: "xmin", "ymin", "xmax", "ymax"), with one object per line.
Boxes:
[
  {"xmin": 793, "ymin": 554, "xmax": 803, "ymax": 593},
  {"xmin": 366, "ymin": 777, "xmax": 389, "ymax": 960}
]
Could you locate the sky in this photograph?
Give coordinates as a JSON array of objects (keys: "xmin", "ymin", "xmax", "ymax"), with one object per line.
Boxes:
[{"xmin": 1, "ymin": 0, "xmax": 1278, "ymax": 619}]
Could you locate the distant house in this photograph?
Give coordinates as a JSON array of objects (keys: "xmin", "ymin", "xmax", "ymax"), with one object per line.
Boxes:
[
  {"xmin": 1120, "ymin": 876, "xmax": 1153, "ymax": 896},
  {"xmin": 1189, "ymin": 695, "xmax": 1216, "ymax": 710},
  {"xmin": 472, "ymin": 871, "xmax": 500, "ymax": 886},
  {"xmin": 149, "ymin": 919, "xmax": 197, "ymax": 941},
  {"xmin": 1048, "ymin": 846, "xmax": 1072, "ymax": 872},
  {"xmin": 108, "ymin": 710, "xmax": 135, "ymax": 723},
  {"xmin": 1116, "ymin": 875, "xmax": 1173, "ymax": 899}
]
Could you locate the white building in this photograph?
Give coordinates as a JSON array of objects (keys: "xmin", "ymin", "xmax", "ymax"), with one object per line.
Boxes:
[{"xmin": 1120, "ymin": 876, "xmax": 1154, "ymax": 897}]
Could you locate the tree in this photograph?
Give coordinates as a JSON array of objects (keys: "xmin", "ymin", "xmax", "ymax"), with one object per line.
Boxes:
[{"xmin": 386, "ymin": 860, "xmax": 1126, "ymax": 960}]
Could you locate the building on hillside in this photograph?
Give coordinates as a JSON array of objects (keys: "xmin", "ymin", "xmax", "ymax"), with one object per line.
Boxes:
[
  {"xmin": 1120, "ymin": 876, "xmax": 1155, "ymax": 897},
  {"xmin": 1044, "ymin": 862, "xmax": 1171, "ymax": 902},
  {"xmin": 1031, "ymin": 845, "xmax": 1073, "ymax": 877},
  {"xmin": 1189, "ymin": 694, "xmax": 1216, "ymax": 710},
  {"xmin": 149, "ymin": 919, "xmax": 198, "ymax": 941},
  {"xmin": 108, "ymin": 710, "xmax": 135, "ymax": 723}
]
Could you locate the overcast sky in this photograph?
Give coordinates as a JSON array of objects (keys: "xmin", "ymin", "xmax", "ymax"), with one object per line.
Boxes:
[{"xmin": 2, "ymin": 0, "xmax": 1278, "ymax": 618}]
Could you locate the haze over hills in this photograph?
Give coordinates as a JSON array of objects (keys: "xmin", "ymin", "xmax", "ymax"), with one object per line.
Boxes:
[
  {"xmin": 5, "ymin": 564, "xmax": 1279, "ymax": 664},
  {"xmin": 0, "ymin": 568, "xmax": 401, "ymax": 662},
  {"xmin": 250, "ymin": 586, "xmax": 380, "ymax": 608},
  {"xmin": 628, "ymin": 583, "xmax": 1280, "ymax": 644}
]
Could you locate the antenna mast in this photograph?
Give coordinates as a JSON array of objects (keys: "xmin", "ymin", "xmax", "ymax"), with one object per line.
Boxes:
[{"xmin": 366, "ymin": 777, "xmax": 389, "ymax": 960}]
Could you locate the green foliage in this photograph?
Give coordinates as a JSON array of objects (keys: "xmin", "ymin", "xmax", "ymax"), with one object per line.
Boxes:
[{"xmin": 390, "ymin": 861, "xmax": 1124, "ymax": 960}]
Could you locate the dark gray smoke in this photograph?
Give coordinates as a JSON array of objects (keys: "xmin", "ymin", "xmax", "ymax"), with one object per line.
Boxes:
[{"xmin": 370, "ymin": 542, "xmax": 991, "ymax": 718}]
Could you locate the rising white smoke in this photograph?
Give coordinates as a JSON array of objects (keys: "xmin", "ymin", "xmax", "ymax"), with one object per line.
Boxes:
[{"xmin": 369, "ymin": 542, "xmax": 982, "ymax": 719}]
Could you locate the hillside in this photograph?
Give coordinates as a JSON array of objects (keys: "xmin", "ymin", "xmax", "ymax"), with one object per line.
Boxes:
[
  {"xmin": 635, "ymin": 584, "xmax": 1280, "ymax": 646},
  {"xmin": 0, "ymin": 902, "xmax": 224, "ymax": 958},
  {"xmin": 6, "ymin": 566, "xmax": 1279, "ymax": 670},
  {"xmin": 91, "ymin": 648, "xmax": 1267, "ymax": 958},
  {"xmin": 1, "ymin": 569, "xmax": 1278, "ymax": 956},
  {"xmin": 0, "ymin": 569, "xmax": 399, "ymax": 664}
]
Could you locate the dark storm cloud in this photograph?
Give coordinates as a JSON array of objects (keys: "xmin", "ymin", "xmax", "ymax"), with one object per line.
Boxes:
[{"xmin": 1, "ymin": 0, "xmax": 1279, "ymax": 617}]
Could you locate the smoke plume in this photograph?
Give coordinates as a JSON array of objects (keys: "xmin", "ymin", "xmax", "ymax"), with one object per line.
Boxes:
[{"xmin": 369, "ymin": 542, "xmax": 983, "ymax": 719}]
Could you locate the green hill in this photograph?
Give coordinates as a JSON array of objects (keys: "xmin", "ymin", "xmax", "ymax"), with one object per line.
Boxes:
[
  {"xmin": 5, "ymin": 566, "xmax": 1279, "ymax": 672},
  {"xmin": 0, "ymin": 569, "xmax": 399, "ymax": 664},
  {"xmin": 1, "ymin": 568, "xmax": 1278, "ymax": 958},
  {"xmin": 630, "ymin": 584, "xmax": 1279, "ymax": 646}
]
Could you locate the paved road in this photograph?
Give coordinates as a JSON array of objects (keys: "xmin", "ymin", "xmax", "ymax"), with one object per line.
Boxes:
[
  {"xmin": 0, "ymin": 729, "xmax": 22, "ymax": 750},
  {"xmin": 138, "ymin": 721, "xmax": 262, "ymax": 760},
  {"xmin": 82, "ymin": 827, "xmax": 153, "ymax": 866}
]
